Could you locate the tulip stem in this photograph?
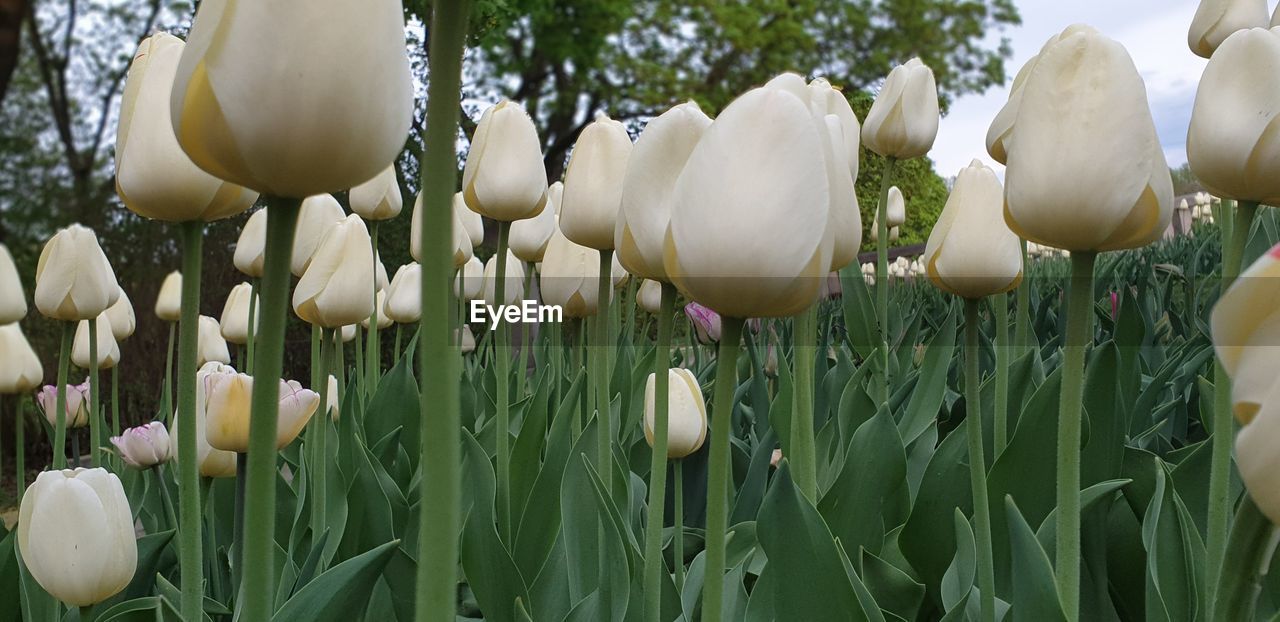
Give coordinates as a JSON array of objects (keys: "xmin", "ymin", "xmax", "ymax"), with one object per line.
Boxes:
[
  {"xmin": 176, "ymin": 220, "xmax": 205, "ymax": 622},
  {"xmin": 232, "ymin": 452, "xmax": 247, "ymax": 601},
  {"xmin": 111, "ymin": 367, "xmax": 120, "ymax": 459},
  {"xmin": 703, "ymin": 316, "xmax": 744, "ymax": 622},
  {"xmin": 875, "ymin": 157, "xmax": 899, "ymax": 407},
  {"xmin": 154, "ymin": 464, "xmax": 178, "ymax": 532},
  {"xmin": 494, "ymin": 221, "xmax": 512, "ymax": 541},
  {"xmin": 791, "ymin": 303, "xmax": 818, "ymax": 501},
  {"xmin": 79, "ymin": 605, "xmax": 93, "ymax": 622},
  {"xmin": 673, "ymin": 458, "xmax": 685, "ymax": 590},
  {"xmin": 367, "ymin": 220, "xmax": 381, "ymax": 398},
  {"xmin": 312, "ymin": 328, "xmax": 332, "ymax": 555},
  {"xmin": 964, "ymin": 299, "xmax": 997, "ymax": 622},
  {"xmin": 247, "ymin": 278, "xmax": 258, "ymax": 371},
  {"xmin": 71, "ymin": 433, "xmax": 80, "ymax": 469},
  {"xmin": 643, "ymin": 283, "xmax": 676, "ymax": 622},
  {"xmin": 53, "ymin": 321, "xmax": 72, "ymax": 468},
  {"xmin": 994, "ymin": 292, "xmax": 1009, "ymax": 456},
  {"xmin": 1055, "ymin": 250, "xmax": 1096, "ymax": 622},
  {"xmin": 1014, "ymin": 240, "xmax": 1030, "ymax": 353},
  {"xmin": 163, "ymin": 322, "xmax": 175, "ymax": 420},
  {"xmin": 16, "ymin": 397, "xmax": 25, "ymax": 501},
  {"xmin": 1208, "ymin": 199, "xmax": 1258, "ymax": 605},
  {"xmin": 596, "ymin": 249, "xmax": 614, "ymax": 496},
  {"xmin": 415, "ymin": 2, "xmax": 469, "ymax": 619},
  {"xmin": 240, "ymin": 197, "xmax": 301, "ymax": 622},
  {"xmin": 570, "ymin": 318, "xmax": 584, "ymax": 443},
  {"xmin": 1211, "ymin": 493, "xmax": 1278, "ymax": 621},
  {"xmin": 88, "ymin": 318, "xmax": 100, "ymax": 467}
]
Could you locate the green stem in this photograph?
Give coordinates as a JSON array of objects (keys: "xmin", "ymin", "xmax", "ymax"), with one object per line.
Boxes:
[
  {"xmin": 494, "ymin": 221, "xmax": 512, "ymax": 540},
  {"xmin": 16, "ymin": 398, "xmax": 25, "ymax": 501},
  {"xmin": 596, "ymin": 249, "xmax": 614, "ymax": 496},
  {"xmin": 571, "ymin": 319, "xmax": 584, "ymax": 443},
  {"xmin": 79, "ymin": 605, "xmax": 93, "ymax": 622},
  {"xmin": 1015, "ymin": 239, "xmax": 1030, "ymax": 353},
  {"xmin": 367, "ymin": 221, "xmax": 381, "ymax": 397},
  {"xmin": 1055, "ymin": 251, "xmax": 1096, "ymax": 622},
  {"xmin": 111, "ymin": 366, "xmax": 120, "ymax": 462},
  {"xmin": 240, "ymin": 197, "xmax": 302, "ymax": 622},
  {"xmin": 791, "ymin": 303, "xmax": 818, "ymax": 501},
  {"xmin": 247, "ymin": 278, "xmax": 258, "ymax": 371},
  {"xmin": 964, "ymin": 299, "xmax": 997, "ymax": 622},
  {"xmin": 673, "ymin": 458, "xmax": 685, "ymax": 590},
  {"xmin": 415, "ymin": 2, "xmax": 469, "ymax": 619},
  {"xmin": 312, "ymin": 328, "xmax": 332, "ymax": 552},
  {"xmin": 233, "ymin": 452, "xmax": 247, "ymax": 600},
  {"xmin": 88, "ymin": 318, "xmax": 100, "ymax": 467},
  {"xmin": 176, "ymin": 220, "xmax": 205, "ymax": 622},
  {"xmin": 994, "ymin": 292, "xmax": 1009, "ymax": 456},
  {"xmin": 163, "ymin": 322, "xmax": 175, "ymax": 419},
  {"xmin": 643, "ymin": 283, "xmax": 676, "ymax": 622},
  {"xmin": 71, "ymin": 433, "xmax": 80, "ymax": 469},
  {"xmin": 1212, "ymin": 494, "xmax": 1278, "ymax": 621},
  {"xmin": 1208, "ymin": 199, "xmax": 1259, "ymax": 602},
  {"xmin": 53, "ymin": 321, "xmax": 72, "ymax": 468},
  {"xmin": 395, "ymin": 324, "xmax": 403, "ymax": 361},
  {"xmin": 702, "ymin": 317, "xmax": 745, "ymax": 622},
  {"xmin": 155, "ymin": 464, "xmax": 178, "ymax": 532},
  {"xmin": 875, "ymin": 157, "xmax": 899, "ymax": 407}
]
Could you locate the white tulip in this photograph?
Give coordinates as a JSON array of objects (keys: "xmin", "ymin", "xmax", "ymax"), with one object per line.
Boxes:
[
  {"xmin": 461, "ymin": 100, "xmax": 549, "ymax": 222},
  {"xmin": 560, "ymin": 113, "xmax": 633, "ymax": 250}
]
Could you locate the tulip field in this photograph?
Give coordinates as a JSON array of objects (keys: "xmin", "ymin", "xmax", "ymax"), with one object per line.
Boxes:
[{"xmin": 5, "ymin": 0, "xmax": 1280, "ymax": 621}]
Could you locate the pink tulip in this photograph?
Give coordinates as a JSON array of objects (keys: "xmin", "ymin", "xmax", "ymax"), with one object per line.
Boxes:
[
  {"xmin": 110, "ymin": 422, "xmax": 171, "ymax": 468},
  {"xmin": 685, "ymin": 302, "xmax": 722, "ymax": 344},
  {"xmin": 35, "ymin": 380, "xmax": 91, "ymax": 428}
]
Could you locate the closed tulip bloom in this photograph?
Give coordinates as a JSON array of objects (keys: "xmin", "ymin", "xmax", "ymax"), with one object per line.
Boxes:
[
  {"xmin": 643, "ymin": 368, "xmax": 708, "ymax": 459},
  {"xmin": 637, "ymin": 279, "xmax": 663, "ymax": 314},
  {"xmin": 1188, "ymin": 27, "xmax": 1280, "ymax": 204},
  {"xmin": 375, "ymin": 252, "xmax": 390, "ymax": 293},
  {"xmin": 455, "ymin": 192, "xmax": 485, "ymax": 247},
  {"xmin": 170, "ymin": 0, "xmax": 414, "ymax": 198},
  {"xmin": 454, "ymin": 256, "xmax": 484, "ymax": 300},
  {"xmin": 861, "ymin": 58, "xmax": 939, "ymax": 159},
  {"xmin": 340, "ymin": 324, "xmax": 357, "ymax": 343},
  {"xmin": 612, "ymin": 253, "xmax": 629, "ymax": 289},
  {"xmin": 0, "ymin": 244, "xmax": 27, "ymax": 324},
  {"xmin": 457, "ymin": 326, "xmax": 476, "ymax": 354},
  {"xmin": 219, "ymin": 283, "xmax": 258, "ymax": 345},
  {"xmin": 37, "ymin": 381, "xmax": 91, "ymax": 428},
  {"xmin": 362, "ymin": 291, "xmax": 392, "ymax": 330},
  {"xmin": 923, "ymin": 160, "xmax": 1023, "ymax": 299},
  {"xmin": 509, "ymin": 191, "xmax": 557, "ymax": 263},
  {"xmin": 540, "ymin": 226, "xmax": 602, "ymax": 318},
  {"xmin": 104, "ymin": 288, "xmax": 135, "ymax": 341},
  {"xmin": 290, "ymin": 195, "xmax": 347, "ymax": 277},
  {"xmin": 1003, "ymin": 26, "xmax": 1173, "ymax": 252},
  {"xmin": 462, "ymin": 100, "xmax": 549, "ymax": 222},
  {"xmin": 667, "ymin": 84, "xmax": 833, "ymax": 318},
  {"xmin": 155, "ymin": 271, "xmax": 182, "ymax": 322},
  {"xmin": 202, "ymin": 362, "xmax": 319, "ymax": 452},
  {"xmin": 198, "ymin": 315, "xmax": 231, "ymax": 366},
  {"xmin": 886, "ymin": 186, "xmax": 906, "ymax": 228},
  {"xmin": 233, "ymin": 209, "xmax": 267, "ymax": 278},
  {"xmin": 349, "ymin": 164, "xmax": 403, "ymax": 221},
  {"xmin": 1189, "ymin": 0, "xmax": 1268, "ymax": 58},
  {"xmin": 560, "ymin": 113, "xmax": 633, "ymax": 250},
  {"xmin": 323, "ymin": 375, "xmax": 339, "ymax": 420},
  {"xmin": 0, "ymin": 324, "xmax": 43, "ymax": 394},
  {"xmin": 35, "ymin": 225, "xmax": 120, "ymax": 322},
  {"xmin": 294, "ymin": 215, "xmax": 376, "ymax": 328},
  {"xmin": 1235, "ymin": 379, "xmax": 1280, "ymax": 523},
  {"xmin": 411, "ymin": 192, "xmax": 473, "ymax": 268},
  {"xmin": 685, "ymin": 302, "xmax": 722, "ymax": 344},
  {"xmin": 110, "ymin": 422, "xmax": 171, "ymax": 469},
  {"xmin": 18, "ymin": 468, "xmax": 136, "ymax": 606},
  {"xmin": 482, "ymin": 250, "xmax": 526, "ymax": 307},
  {"xmin": 72, "ymin": 315, "xmax": 122, "ymax": 370},
  {"xmin": 116, "ymin": 34, "xmax": 258, "ymax": 223},
  {"xmin": 1210, "ymin": 245, "xmax": 1280, "ymax": 423},
  {"xmin": 616, "ymin": 102, "xmax": 713, "ymax": 280},
  {"xmin": 168, "ymin": 362, "xmax": 235, "ymax": 477},
  {"xmin": 384, "ymin": 263, "xmax": 421, "ymax": 323}
]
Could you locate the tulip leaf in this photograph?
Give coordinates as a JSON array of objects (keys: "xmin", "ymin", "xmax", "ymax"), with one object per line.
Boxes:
[
  {"xmin": 860, "ymin": 548, "xmax": 925, "ymax": 620},
  {"xmin": 1142, "ymin": 460, "xmax": 1204, "ymax": 622},
  {"xmin": 1004, "ymin": 496, "xmax": 1067, "ymax": 622},
  {"xmin": 363, "ymin": 355, "xmax": 420, "ymax": 467},
  {"xmin": 839, "ymin": 263, "xmax": 880, "ymax": 359},
  {"xmin": 460, "ymin": 430, "xmax": 531, "ymax": 622},
  {"xmin": 940, "ymin": 509, "xmax": 976, "ymax": 612},
  {"xmin": 818, "ymin": 408, "xmax": 907, "ymax": 557},
  {"xmin": 0, "ymin": 529, "xmax": 19, "ymax": 622},
  {"xmin": 270, "ymin": 539, "xmax": 399, "ymax": 622},
  {"xmin": 897, "ymin": 305, "xmax": 956, "ymax": 444},
  {"xmin": 899, "ymin": 424, "xmax": 971, "ymax": 596},
  {"xmin": 92, "ymin": 596, "xmax": 165, "ymax": 622}
]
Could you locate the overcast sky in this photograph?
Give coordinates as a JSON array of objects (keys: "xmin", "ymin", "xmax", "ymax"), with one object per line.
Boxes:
[{"xmin": 932, "ymin": 0, "xmax": 1212, "ymax": 177}]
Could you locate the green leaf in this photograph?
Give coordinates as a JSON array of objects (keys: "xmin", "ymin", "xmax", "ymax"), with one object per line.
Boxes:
[
  {"xmin": 898, "ymin": 306, "xmax": 957, "ymax": 444},
  {"xmin": 839, "ymin": 263, "xmax": 879, "ymax": 360},
  {"xmin": 940, "ymin": 509, "xmax": 976, "ymax": 612},
  {"xmin": 1142, "ymin": 460, "xmax": 1204, "ymax": 622},
  {"xmin": 818, "ymin": 408, "xmax": 907, "ymax": 556},
  {"xmin": 1004, "ymin": 496, "xmax": 1066, "ymax": 622},
  {"xmin": 460, "ymin": 431, "xmax": 530, "ymax": 622},
  {"xmin": 900, "ymin": 424, "xmax": 971, "ymax": 596},
  {"xmin": 860, "ymin": 549, "xmax": 925, "ymax": 621},
  {"xmin": 270, "ymin": 540, "xmax": 400, "ymax": 622}
]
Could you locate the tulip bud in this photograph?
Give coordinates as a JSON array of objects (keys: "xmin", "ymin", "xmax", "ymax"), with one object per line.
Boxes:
[
  {"xmin": 1188, "ymin": 27, "xmax": 1280, "ymax": 204},
  {"xmin": 341, "ymin": 324, "xmax": 358, "ymax": 343},
  {"xmin": 362, "ymin": 291, "xmax": 392, "ymax": 330},
  {"xmin": 0, "ymin": 244, "xmax": 27, "ymax": 324},
  {"xmin": 291, "ymin": 195, "xmax": 347, "ymax": 278},
  {"xmin": 637, "ymin": 279, "xmax": 663, "ymax": 314},
  {"xmin": 116, "ymin": 33, "xmax": 258, "ymax": 223},
  {"xmin": 36, "ymin": 225, "xmax": 120, "ymax": 322},
  {"xmin": 0, "ymin": 324, "xmax": 43, "ymax": 394},
  {"xmin": 1235, "ymin": 377, "xmax": 1280, "ymax": 523},
  {"xmin": 861, "ymin": 58, "xmax": 939, "ymax": 160},
  {"xmin": 324, "ymin": 375, "xmax": 339, "ymax": 421},
  {"xmin": 643, "ymin": 368, "xmax": 708, "ymax": 459},
  {"xmin": 1210, "ymin": 244, "xmax": 1280, "ymax": 423},
  {"xmin": 72, "ymin": 315, "xmax": 121, "ymax": 370},
  {"xmin": 560, "ymin": 113, "xmax": 633, "ymax": 250},
  {"xmin": 1188, "ymin": 0, "xmax": 1268, "ymax": 58},
  {"xmin": 412, "ymin": 192, "xmax": 474, "ymax": 268},
  {"xmin": 198, "ymin": 315, "xmax": 231, "ymax": 366},
  {"xmin": 923, "ymin": 160, "xmax": 1023, "ymax": 299},
  {"xmin": 384, "ymin": 263, "xmax": 421, "ymax": 324},
  {"xmin": 886, "ymin": 186, "xmax": 906, "ymax": 228},
  {"xmin": 540, "ymin": 226, "xmax": 602, "ymax": 318},
  {"xmin": 103, "ymin": 287, "xmax": 135, "ymax": 341},
  {"xmin": 110, "ymin": 422, "xmax": 171, "ymax": 469},
  {"xmin": 234, "ymin": 209, "xmax": 267, "ymax": 278},
  {"xmin": 375, "ymin": 252, "xmax": 389, "ymax": 293},
  {"xmin": 294, "ymin": 215, "xmax": 376, "ymax": 328},
  {"xmin": 219, "ymin": 283, "xmax": 258, "ymax": 345},
  {"xmin": 482, "ymin": 250, "xmax": 526, "ymax": 307},
  {"xmin": 461, "ymin": 100, "xmax": 549, "ymax": 222},
  {"xmin": 1003, "ymin": 25, "xmax": 1173, "ymax": 253},
  {"xmin": 667, "ymin": 84, "xmax": 833, "ymax": 318},
  {"xmin": 171, "ymin": 0, "xmax": 414, "ymax": 198},
  {"xmin": 509, "ymin": 191, "xmax": 557, "ymax": 263},
  {"xmin": 456, "ymin": 192, "xmax": 486, "ymax": 247},
  {"xmin": 18, "ymin": 468, "xmax": 137, "ymax": 606},
  {"xmin": 457, "ymin": 326, "xmax": 476, "ymax": 354},
  {"xmin": 616, "ymin": 102, "xmax": 712, "ymax": 281},
  {"xmin": 168, "ymin": 362, "xmax": 235, "ymax": 477},
  {"xmin": 349, "ymin": 164, "xmax": 403, "ymax": 221},
  {"xmin": 454, "ymin": 256, "xmax": 484, "ymax": 301},
  {"xmin": 37, "ymin": 380, "xmax": 90, "ymax": 428},
  {"xmin": 201, "ymin": 362, "xmax": 319, "ymax": 452},
  {"xmin": 155, "ymin": 271, "xmax": 182, "ymax": 322},
  {"xmin": 612, "ymin": 253, "xmax": 630, "ymax": 289},
  {"xmin": 685, "ymin": 302, "xmax": 721, "ymax": 344}
]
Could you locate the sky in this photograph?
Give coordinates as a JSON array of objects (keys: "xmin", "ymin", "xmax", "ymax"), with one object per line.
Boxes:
[{"xmin": 931, "ymin": 0, "xmax": 1213, "ymax": 177}]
